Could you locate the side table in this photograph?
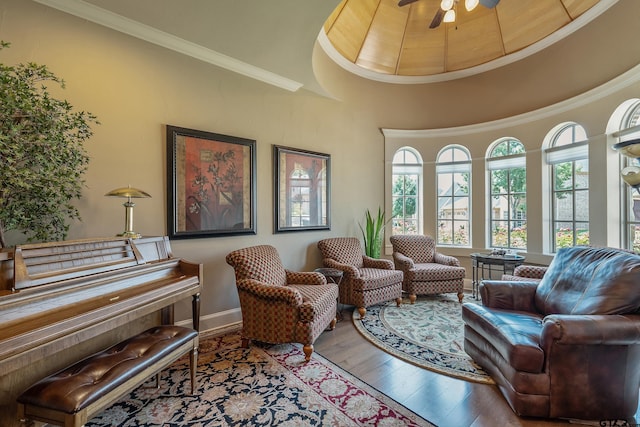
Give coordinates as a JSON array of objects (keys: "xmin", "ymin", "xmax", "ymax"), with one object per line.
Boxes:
[
  {"xmin": 314, "ymin": 267, "xmax": 344, "ymax": 321},
  {"xmin": 470, "ymin": 253, "xmax": 525, "ymax": 299}
]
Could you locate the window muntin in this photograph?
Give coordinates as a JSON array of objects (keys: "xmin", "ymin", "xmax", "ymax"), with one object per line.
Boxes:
[
  {"xmin": 437, "ymin": 145, "xmax": 471, "ymax": 246},
  {"xmin": 392, "ymin": 147, "xmax": 422, "ymax": 235},
  {"xmin": 546, "ymin": 123, "xmax": 589, "ymax": 251},
  {"xmin": 487, "ymin": 138, "xmax": 527, "ymax": 249}
]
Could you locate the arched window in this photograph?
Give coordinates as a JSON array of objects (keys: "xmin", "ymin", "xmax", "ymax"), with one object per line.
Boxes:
[
  {"xmin": 436, "ymin": 145, "xmax": 471, "ymax": 246},
  {"xmin": 392, "ymin": 147, "xmax": 422, "ymax": 235},
  {"xmin": 486, "ymin": 138, "xmax": 527, "ymax": 249},
  {"xmin": 544, "ymin": 122, "xmax": 589, "ymax": 251},
  {"xmin": 610, "ymin": 99, "xmax": 640, "ymax": 252}
]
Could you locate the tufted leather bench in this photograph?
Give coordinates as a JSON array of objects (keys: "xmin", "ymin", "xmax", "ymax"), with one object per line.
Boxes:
[{"xmin": 17, "ymin": 325, "xmax": 198, "ymax": 427}]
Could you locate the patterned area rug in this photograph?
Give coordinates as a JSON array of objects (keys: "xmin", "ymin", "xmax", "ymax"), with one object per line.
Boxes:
[
  {"xmin": 85, "ymin": 331, "xmax": 434, "ymax": 426},
  {"xmin": 353, "ymin": 294, "xmax": 495, "ymax": 384}
]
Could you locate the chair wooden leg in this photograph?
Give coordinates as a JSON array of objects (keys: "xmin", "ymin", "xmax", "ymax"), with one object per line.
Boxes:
[
  {"xmin": 241, "ymin": 338, "xmax": 250, "ymax": 348},
  {"xmin": 189, "ymin": 346, "xmax": 198, "ymax": 395},
  {"xmin": 357, "ymin": 307, "xmax": 367, "ymax": 319},
  {"xmin": 457, "ymin": 292, "xmax": 464, "ymax": 303},
  {"xmin": 303, "ymin": 344, "xmax": 313, "ymax": 362},
  {"xmin": 409, "ymin": 294, "xmax": 417, "ymax": 304},
  {"xmin": 328, "ymin": 317, "xmax": 337, "ymax": 330},
  {"xmin": 396, "ymin": 297, "xmax": 402, "ymax": 307}
]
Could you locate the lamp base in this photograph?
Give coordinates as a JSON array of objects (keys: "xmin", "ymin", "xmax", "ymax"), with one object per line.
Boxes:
[{"xmin": 119, "ymin": 231, "xmax": 142, "ymax": 239}]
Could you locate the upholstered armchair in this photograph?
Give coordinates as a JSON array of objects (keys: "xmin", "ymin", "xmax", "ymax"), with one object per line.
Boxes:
[
  {"xmin": 225, "ymin": 245, "xmax": 338, "ymax": 362},
  {"xmin": 389, "ymin": 234, "xmax": 466, "ymax": 303},
  {"xmin": 501, "ymin": 264, "xmax": 548, "ymax": 282},
  {"xmin": 317, "ymin": 237, "xmax": 402, "ymax": 319}
]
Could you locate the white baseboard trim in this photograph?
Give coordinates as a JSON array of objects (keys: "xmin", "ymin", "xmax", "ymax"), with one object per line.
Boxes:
[{"xmin": 176, "ymin": 307, "xmax": 243, "ymax": 335}]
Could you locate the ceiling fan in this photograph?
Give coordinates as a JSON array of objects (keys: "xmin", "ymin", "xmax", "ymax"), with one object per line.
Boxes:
[{"xmin": 398, "ymin": 0, "xmax": 500, "ymax": 29}]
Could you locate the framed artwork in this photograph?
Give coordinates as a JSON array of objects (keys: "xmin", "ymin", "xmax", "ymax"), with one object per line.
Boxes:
[
  {"xmin": 166, "ymin": 125, "xmax": 256, "ymax": 239},
  {"xmin": 273, "ymin": 145, "xmax": 330, "ymax": 233}
]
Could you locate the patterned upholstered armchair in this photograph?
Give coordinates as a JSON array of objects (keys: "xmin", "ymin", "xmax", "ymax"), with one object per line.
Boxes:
[
  {"xmin": 501, "ymin": 264, "xmax": 548, "ymax": 282},
  {"xmin": 390, "ymin": 234, "xmax": 466, "ymax": 303},
  {"xmin": 225, "ymin": 245, "xmax": 338, "ymax": 362},
  {"xmin": 317, "ymin": 237, "xmax": 403, "ymax": 319}
]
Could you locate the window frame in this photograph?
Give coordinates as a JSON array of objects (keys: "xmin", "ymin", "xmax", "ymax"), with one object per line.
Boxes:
[{"xmin": 436, "ymin": 145, "xmax": 471, "ymax": 247}]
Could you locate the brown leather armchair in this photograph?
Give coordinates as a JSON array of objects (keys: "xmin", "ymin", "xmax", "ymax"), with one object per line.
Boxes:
[
  {"xmin": 226, "ymin": 245, "xmax": 338, "ymax": 362},
  {"xmin": 462, "ymin": 246, "xmax": 640, "ymax": 421},
  {"xmin": 390, "ymin": 234, "xmax": 466, "ymax": 303},
  {"xmin": 317, "ymin": 237, "xmax": 402, "ymax": 319}
]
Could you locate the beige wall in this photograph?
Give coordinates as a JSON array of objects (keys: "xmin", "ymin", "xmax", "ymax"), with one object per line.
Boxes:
[{"xmin": 1, "ymin": 0, "xmax": 640, "ymax": 329}]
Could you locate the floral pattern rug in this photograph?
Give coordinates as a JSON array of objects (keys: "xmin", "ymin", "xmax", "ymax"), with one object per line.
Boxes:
[
  {"xmin": 353, "ymin": 294, "xmax": 495, "ymax": 384},
  {"xmin": 85, "ymin": 331, "xmax": 434, "ymax": 426}
]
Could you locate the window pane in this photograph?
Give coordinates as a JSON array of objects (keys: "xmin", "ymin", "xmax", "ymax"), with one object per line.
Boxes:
[
  {"xmin": 491, "ymin": 220, "xmax": 508, "ymax": 247},
  {"xmin": 575, "ymin": 159, "xmax": 589, "ymax": 189},
  {"xmin": 454, "ymin": 172, "xmax": 469, "ymax": 195},
  {"xmin": 630, "ymin": 224, "xmax": 640, "ymax": 253},
  {"xmin": 438, "ymin": 220, "xmax": 453, "ymax": 244},
  {"xmin": 453, "ymin": 221, "xmax": 469, "ymax": 245},
  {"xmin": 509, "ymin": 223, "xmax": 527, "ymax": 249},
  {"xmin": 575, "ymin": 189, "xmax": 589, "ymax": 221},
  {"xmin": 554, "ymin": 163, "xmax": 573, "ymax": 190},
  {"xmin": 509, "ymin": 168, "xmax": 526, "ymax": 192},
  {"xmin": 576, "ymin": 222, "xmax": 590, "ymax": 245},
  {"xmin": 555, "ymin": 222, "xmax": 574, "ymax": 249},
  {"xmin": 554, "ymin": 191, "xmax": 573, "ymax": 221},
  {"xmin": 491, "ymin": 195, "xmax": 508, "ymax": 220}
]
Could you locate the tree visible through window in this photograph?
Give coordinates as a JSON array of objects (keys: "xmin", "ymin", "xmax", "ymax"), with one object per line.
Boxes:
[
  {"xmin": 487, "ymin": 138, "xmax": 527, "ymax": 249},
  {"xmin": 545, "ymin": 123, "xmax": 589, "ymax": 251},
  {"xmin": 437, "ymin": 145, "xmax": 471, "ymax": 246},
  {"xmin": 392, "ymin": 147, "xmax": 422, "ymax": 235}
]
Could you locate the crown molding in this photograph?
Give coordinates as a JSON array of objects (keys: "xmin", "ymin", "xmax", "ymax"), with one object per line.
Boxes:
[
  {"xmin": 33, "ymin": 0, "xmax": 304, "ymax": 92},
  {"xmin": 319, "ymin": 0, "xmax": 619, "ymax": 85},
  {"xmin": 381, "ymin": 62, "xmax": 640, "ymax": 139}
]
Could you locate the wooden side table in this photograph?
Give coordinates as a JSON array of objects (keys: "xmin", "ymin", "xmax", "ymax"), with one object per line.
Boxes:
[
  {"xmin": 470, "ymin": 252, "xmax": 525, "ymax": 299},
  {"xmin": 314, "ymin": 267, "xmax": 344, "ymax": 321}
]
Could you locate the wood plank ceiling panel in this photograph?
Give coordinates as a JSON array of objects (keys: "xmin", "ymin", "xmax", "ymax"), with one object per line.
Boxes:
[
  {"xmin": 325, "ymin": 0, "xmax": 379, "ymax": 63},
  {"xmin": 562, "ymin": 0, "xmax": 601, "ymax": 19},
  {"xmin": 447, "ymin": 6, "xmax": 503, "ymax": 71},
  {"xmin": 498, "ymin": 0, "xmax": 571, "ymax": 54},
  {"xmin": 356, "ymin": 0, "xmax": 409, "ymax": 74},
  {"xmin": 397, "ymin": 0, "xmax": 446, "ymax": 75}
]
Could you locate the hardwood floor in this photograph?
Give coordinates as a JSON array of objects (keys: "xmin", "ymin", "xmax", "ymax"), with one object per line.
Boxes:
[{"xmin": 312, "ymin": 305, "xmax": 640, "ymax": 427}]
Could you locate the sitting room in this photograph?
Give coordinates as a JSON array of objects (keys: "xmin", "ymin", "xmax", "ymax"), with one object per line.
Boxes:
[{"xmin": 1, "ymin": 0, "xmax": 639, "ymax": 426}]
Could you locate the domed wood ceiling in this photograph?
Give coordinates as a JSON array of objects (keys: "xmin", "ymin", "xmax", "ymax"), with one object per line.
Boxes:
[{"xmin": 323, "ymin": 0, "xmax": 601, "ymax": 80}]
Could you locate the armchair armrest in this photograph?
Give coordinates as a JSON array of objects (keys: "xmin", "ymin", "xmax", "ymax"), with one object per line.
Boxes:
[
  {"xmin": 392, "ymin": 252, "xmax": 414, "ymax": 270},
  {"xmin": 236, "ymin": 279, "xmax": 303, "ymax": 306},
  {"xmin": 479, "ymin": 280, "xmax": 539, "ymax": 311},
  {"xmin": 541, "ymin": 314, "xmax": 640, "ymax": 350},
  {"xmin": 286, "ymin": 270, "xmax": 326, "ymax": 286},
  {"xmin": 323, "ymin": 258, "xmax": 360, "ymax": 278},
  {"xmin": 363, "ymin": 256, "xmax": 394, "ymax": 270},
  {"xmin": 434, "ymin": 252, "xmax": 461, "ymax": 267}
]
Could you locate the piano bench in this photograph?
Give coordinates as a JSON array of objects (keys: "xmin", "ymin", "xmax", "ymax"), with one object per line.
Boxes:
[{"xmin": 16, "ymin": 325, "xmax": 199, "ymax": 427}]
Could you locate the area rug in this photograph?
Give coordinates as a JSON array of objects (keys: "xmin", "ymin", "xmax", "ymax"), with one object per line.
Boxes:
[
  {"xmin": 353, "ymin": 294, "xmax": 495, "ymax": 384},
  {"xmin": 85, "ymin": 330, "xmax": 434, "ymax": 426}
]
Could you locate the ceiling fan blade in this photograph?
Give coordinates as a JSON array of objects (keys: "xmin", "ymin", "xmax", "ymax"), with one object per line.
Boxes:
[
  {"xmin": 398, "ymin": 0, "xmax": 419, "ymax": 6},
  {"xmin": 479, "ymin": 0, "xmax": 500, "ymax": 8},
  {"xmin": 429, "ymin": 8, "xmax": 445, "ymax": 29}
]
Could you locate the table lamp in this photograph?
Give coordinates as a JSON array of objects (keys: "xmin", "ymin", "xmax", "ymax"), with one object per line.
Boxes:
[{"xmin": 105, "ymin": 185, "xmax": 151, "ymax": 238}]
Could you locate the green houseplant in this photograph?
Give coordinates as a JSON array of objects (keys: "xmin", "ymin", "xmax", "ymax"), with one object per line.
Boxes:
[
  {"xmin": 359, "ymin": 207, "xmax": 388, "ymax": 258},
  {"xmin": 0, "ymin": 41, "xmax": 98, "ymax": 248}
]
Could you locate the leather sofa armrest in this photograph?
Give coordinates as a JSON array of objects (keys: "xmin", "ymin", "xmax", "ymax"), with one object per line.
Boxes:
[
  {"xmin": 363, "ymin": 256, "xmax": 394, "ymax": 270},
  {"xmin": 541, "ymin": 314, "xmax": 640, "ymax": 349},
  {"xmin": 237, "ymin": 279, "xmax": 303, "ymax": 305},
  {"xmin": 434, "ymin": 252, "xmax": 460, "ymax": 266},
  {"xmin": 322, "ymin": 258, "xmax": 360, "ymax": 278},
  {"xmin": 392, "ymin": 252, "xmax": 414, "ymax": 270},
  {"xmin": 479, "ymin": 280, "xmax": 539, "ymax": 311}
]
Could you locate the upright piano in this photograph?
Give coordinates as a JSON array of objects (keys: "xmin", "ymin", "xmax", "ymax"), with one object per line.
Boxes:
[{"xmin": 0, "ymin": 236, "xmax": 202, "ymax": 425}]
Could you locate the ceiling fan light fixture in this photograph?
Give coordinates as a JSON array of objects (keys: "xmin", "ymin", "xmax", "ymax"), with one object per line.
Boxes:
[
  {"xmin": 443, "ymin": 8, "xmax": 456, "ymax": 22},
  {"xmin": 465, "ymin": 0, "xmax": 479, "ymax": 11},
  {"xmin": 440, "ymin": 0, "xmax": 454, "ymax": 11}
]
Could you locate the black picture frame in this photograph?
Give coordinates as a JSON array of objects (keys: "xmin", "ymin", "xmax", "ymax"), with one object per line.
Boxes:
[
  {"xmin": 166, "ymin": 125, "xmax": 256, "ymax": 239},
  {"xmin": 273, "ymin": 145, "xmax": 330, "ymax": 233}
]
